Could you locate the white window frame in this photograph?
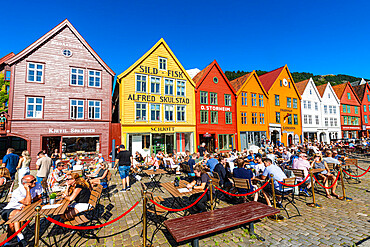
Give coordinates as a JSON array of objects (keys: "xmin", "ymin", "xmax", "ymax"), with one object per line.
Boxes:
[
  {"xmin": 176, "ymin": 80, "xmax": 186, "ymax": 97},
  {"xmin": 88, "ymin": 100, "xmax": 101, "ymax": 119},
  {"xmin": 225, "ymin": 94, "xmax": 232, "ymax": 106},
  {"xmin": 287, "ymin": 97, "xmax": 292, "ymax": 108},
  {"xmin": 26, "ymin": 97, "xmax": 43, "ymax": 118},
  {"xmin": 315, "ymin": 102, "xmax": 318, "ymax": 111},
  {"xmin": 88, "ymin": 70, "xmax": 101, "ymax": 88},
  {"xmin": 164, "ymin": 104, "xmax": 174, "ymax": 122},
  {"xmin": 135, "ymin": 102, "xmax": 147, "ymax": 121},
  {"xmin": 324, "ymin": 105, "xmax": 328, "ymax": 114},
  {"xmin": 200, "ymin": 91, "xmax": 208, "ymax": 105},
  {"xmin": 304, "ymin": 115, "xmax": 308, "ymax": 124},
  {"xmin": 27, "ymin": 62, "xmax": 44, "ymax": 83},
  {"xmin": 150, "ymin": 76, "xmax": 161, "ymax": 94},
  {"xmin": 259, "ymin": 113, "xmax": 265, "ymax": 124},
  {"xmin": 158, "ymin": 57, "xmax": 167, "ymax": 71},
  {"xmin": 308, "ymin": 115, "xmax": 312, "ymax": 124},
  {"xmin": 259, "ymin": 94, "xmax": 264, "ymax": 107},
  {"xmin": 303, "ymin": 100, "xmax": 307, "ymax": 109},
  {"xmin": 307, "ymin": 101, "xmax": 311, "ymax": 109},
  {"xmin": 329, "ymin": 105, "xmax": 333, "ymax": 114},
  {"xmin": 334, "ymin": 118, "xmax": 338, "ymax": 126},
  {"xmin": 210, "ymin": 92, "xmax": 218, "ymax": 105},
  {"xmin": 70, "ymin": 68, "xmax": 84, "ymax": 86},
  {"xmin": 150, "ymin": 103, "xmax": 161, "ymax": 122},
  {"xmin": 325, "ymin": 117, "xmax": 328, "ymax": 127},
  {"xmin": 251, "ymin": 93, "xmax": 257, "ymax": 106},
  {"xmin": 164, "ymin": 78, "xmax": 174, "ymax": 96},
  {"xmin": 293, "ymin": 98, "xmax": 297, "ymax": 109},
  {"xmin": 315, "ymin": 115, "xmax": 319, "ymax": 125},
  {"xmin": 177, "ymin": 105, "xmax": 186, "ymax": 122},
  {"xmin": 135, "ymin": 74, "xmax": 148, "ymax": 93},
  {"xmin": 70, "ymin": 99, "xmax": 84, "ymax": 119}
]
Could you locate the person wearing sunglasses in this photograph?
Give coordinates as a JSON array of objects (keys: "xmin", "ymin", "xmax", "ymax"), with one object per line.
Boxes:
[
  {"xmin": 311, "ymin": 154, "xmax": 339, "ymax": 199},
  {"xmin": 0, "ymin": 175, "xmax": 43, "ymax": 246}
]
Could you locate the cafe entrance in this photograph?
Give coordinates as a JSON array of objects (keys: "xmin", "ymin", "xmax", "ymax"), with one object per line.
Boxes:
[
  {"xmin": 152, "ymin": 133, "xmax": 174, "ymax": 154},
  {"xmin": 199, "ymin": 134, "xmax": 215, "ymax": 153},
  {"xmin": 42, "ymin": 136, "xmax": 61, "ymax": 156}
]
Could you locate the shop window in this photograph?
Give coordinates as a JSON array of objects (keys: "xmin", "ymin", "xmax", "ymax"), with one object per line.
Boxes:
[
  {"xmin": 251, "ymin": 93, "xmax": 257, "ymax": 106},
  {"xmin": 150, "ymin": 76, "xmax": 161, "ymax": 94},
  {"xmin": 165, "ymin": 78, "xmax": 174, "ymax": 95},
  {"xmin": 176, "ymin": 80, "xmax": 186, "ymax": 97},
  {"xmin": 164, "ymin": 104, "xmax": 174, "ymax": 121},
  {"xmin": 70, "ymin": 99, "xmax": 84, "ymax": 119},
  {"xmin": 200, "ymin": 91, "xmax": 208, "ymax": 104},
  {"xmin": 288, "ymin": 115, "xmax": 292, "ymax": 124},
  {"xmin": 224, "ymin": 94, "xmax": 231, "ymax": 106},
  {"xmin": 88, "ymin": 70, "xmax": 101, "ymax": 87},
  {"xmin": 342, "ymin": 104, "xmax": 346, "ymax": 113},
  {"xmin": 287, "ymin": 97, "xmax": 291, "ymax": 108},
  {"xmin": 275, "ymin": 95, "xmax": 280, "ymax": 106},
  {"xmin": 355, "ymin": 106, "xmax": 358, "ymax": 114},
  {"xmin": 200, "ymin": 110, "xmax": 208, "ymax": 124},
  {"xmin": 142, "ymin": 135, "xmax": 150, "ymax": 149},
  {"xmin": 315, "ymin": 102, "xmax": 318, "ymax": 111},
  {"xmin": 259, "ymin": 113, "xmax": 265, "ymax": 124},
  {"xmin": 210, "ymin": 92, "xmax": 218, "ymax": 105},
  {"xmin": 150, "ymin": 104, "xmax": 161, "ymax": 121},
  {"xmin": 158, "ymin": 57, "xmax": 167, "ymax": 71},
  {"xmin": 315, "ymin": 115, "xmax": 319, "ymax": 125},
  {"xmin": 294, "ymin": 114, "xmax": 298, "ymax": 125},
  {"xmin": 136, "ymin": 74, "xmax": 147, "ymax": 93},
  {"xmin": 26, "ymin": 97, "xmax": 43, "ymax": 118},
  {"xmin": 365, "ymin": 115, "xmax": 368, "ymax": 124},
  {"xmin": 210, "ymin": 111, "xmax": 218, "ymax": 124},
  {"xmin": 225, "ymin": 112, "xmax": 232, "ymax": 124},
  {"xmin": 347, "ymin": 92, "xmax": 351, "ymax": 99},
  {"xmin": 5, "ymin": 71, "xmax": 11, "ymax": 81},
  {"xmin": 177, "ymin": 105, "xmax": 186, "ymax": 122},
  {"xmin": 88, "ymin": 100, "xmax": 101, "ymax": 119},
  {"xmin": 218, "ymin": 134, "xmax": 233, "ymax": 150},
  {"xmin": 252, "ymin": 113, "xmax": 257, "ymax": 124},
  {"xmin": 71, "ymin": 68, "xmax": 84, "ymax": 86},
  {"xmin": 27, "ymin": 62, "xmax": 44, "ymax": 83},
  {"xmin": 276, "ymin": 112, "xmax": 280, "ymax": 123},
  {"xmin": 293, "ymin": 98, "xmax": 298, "ymax": 109},
  {"xmin": 241, "ymin": 92, "xmax": 247, "ymax": 106},
  {"xmin": 135, "ymin": 103, "xmax": 147, "ymax": 121},
  {"xmin": 241, "ymin": 112, "xmax": 247, "ymax": 124},
  {"xmin": 259, "ymin": 94, "xmax": 264, "ymax": 107},
  {"xmin": 63, "ymin": 136, "xmax": 99, "ymax": 153}
]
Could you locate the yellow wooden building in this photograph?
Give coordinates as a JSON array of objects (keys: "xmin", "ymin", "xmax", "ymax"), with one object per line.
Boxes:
[
  {"xmin": 259, "ymin": 65, "xmax": 302, "ymax": 146},
  {"xmin": 116, "ymin": 39, "xmax": 196, "ymax": 156}
]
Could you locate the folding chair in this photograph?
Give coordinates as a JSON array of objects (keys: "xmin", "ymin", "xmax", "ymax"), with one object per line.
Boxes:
[
  {"xmin": 232, "ymin": 177, "xmax": 253, "ymax": 203},
  {"xmin": 276, "ymin": 177, "xmax": 300, "ymax": 219},
  {"xmin": 289, "ymin": 169, "xmax": 310, "ymax": 199},
  {"xmin": 342, "ymin": 159, "xmax": 361, "ymax": 183}
]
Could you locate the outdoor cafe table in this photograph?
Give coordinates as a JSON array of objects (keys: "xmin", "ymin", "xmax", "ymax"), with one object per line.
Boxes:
[{"xmin": 143, "ymin": 169, "xmax": 167, "ymax": 192}]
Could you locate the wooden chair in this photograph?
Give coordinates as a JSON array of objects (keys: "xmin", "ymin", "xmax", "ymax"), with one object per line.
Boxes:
[
  {"xmin": 232, "ymin": 177, "xmax": 253, "ymax": 203},
  {"xmin": 342, "ymin": 158, "xmax": 361, "ymax": 183},
  {"xmin": 0, "ymin": 180, "xmax": 13, "ymax": 203},
  {"xmin": 275, "ymin": 177, "xmax": 300, "ymax": 219},
  {"xmin": 289, "ymin": 169, "xmax": 310, "ymax": 199}
]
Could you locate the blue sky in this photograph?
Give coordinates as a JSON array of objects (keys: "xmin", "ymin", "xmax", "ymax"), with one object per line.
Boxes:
[{"xmin": 2, "ymin": 0, "xmax": 370, "ymax": 79}]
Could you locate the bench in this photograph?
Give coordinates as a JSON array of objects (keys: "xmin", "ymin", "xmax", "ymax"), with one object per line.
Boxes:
[{"xmin": 164, "ymin": 201, "xmax": 279, "ymax": 247}]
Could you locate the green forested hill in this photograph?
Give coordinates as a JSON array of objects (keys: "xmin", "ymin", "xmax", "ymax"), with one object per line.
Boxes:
[{"xmin": 224, "ymin": 70, "xmax": 368, "ymax": 86}]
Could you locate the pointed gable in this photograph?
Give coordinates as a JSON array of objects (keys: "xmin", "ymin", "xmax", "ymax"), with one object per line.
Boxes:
[
  {"xmin": 192, "ymin": 63, "xmax": 213, "ymax": 86},
  {"xmin": 316, "ymin": 83, "xmax": 328, "ymax": 97},
  {"xmin": 5, "ymin": 19, "xmax": 114, "ymax": 76},
  {"xmin": 295, "ymin": 79, "xmax": 310, "ymax": 95},
  {"xmin": 353, "ymin": 84, "xmax": 366, "ymax": 102},
  {"xmin": 332, "ymin": 83, "xmax": 347, "ymax": 99},
  {"xmin": 229, "ymin": 72, "xmax": 252, "ymax": 93},
  {"xmin": 258, "ymin": 66, "xmax": 285, "ymax": 92}
]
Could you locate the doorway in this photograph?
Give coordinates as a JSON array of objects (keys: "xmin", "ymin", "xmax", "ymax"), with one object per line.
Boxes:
[
  {"xmin": 271, "ymin": 130, "xmax": 279, "ymax": 145},
  {"xmin": 288, "ymin": 134, "xmax": 293, "ymax": 146},
  {"xmin": 42, "ymin": 136, "xmax": 61, "ymax": 156},
  {"xmin": 199, "ymin": 134, "xmax": 215, "ymax": 153}
]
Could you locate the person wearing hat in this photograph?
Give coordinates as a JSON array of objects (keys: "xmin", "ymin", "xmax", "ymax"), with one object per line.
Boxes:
[{"xmin": 114, "ymin": 145, "xmax": 133, "ymax": 192}]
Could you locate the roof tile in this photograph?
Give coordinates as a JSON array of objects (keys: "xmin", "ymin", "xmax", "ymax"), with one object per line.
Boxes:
[
  {"xmin": 316, "ymin": 83, "xmax": 328, "ymax": 97},
  {"xmin": 258, "ymin": 66, "xmax": 285, "ymax": 92},
  {"xmin": 295, "ymin": 79, "xmax": 310, "ymax": 95},
  {"xmin": 229, "ymin": 72, "xmax": 252, "ymax": 93}
]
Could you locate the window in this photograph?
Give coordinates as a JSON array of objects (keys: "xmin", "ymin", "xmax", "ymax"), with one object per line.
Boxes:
[
  {"xmin": 136, "ymin": 74, "xmax": 147, "ymax": 93},
  {"xmin": 355, "ymin": 106, "xmax": 358, "ymax": 114},
  {"xmin": 224, "ymin": 94, "xmax": 231, "ymax": 106},
  {"xmin": 200, "ymin": 91, "xmax": 208, "ymax": 104},
  {"xmin": 280, "ymin": 80, "xmax": 282, "ymax": 86},
  {"xmin": 347, "ymin": 92, "xmax": 351, "ymax": 99},
  {"xmin": 63, "ymin": 49, "xmax": 72, "ymax": 57},
  {"xmin": 5, "ymin": 71, "xmax": 11, "ymax": 81},
  {"xmin": 251, "ymin": 93, "xmax": 257, "ymax": 106},
  {"xmin": 347, "ymin": 105, "xmax": 351, "ymax": 113},
  {"xmin": 70, "ymin": 99, "xmax": 84, "ymax": 119},
  {"xmin": 343, "ymin": 104, "xmax": 347, "ymax": 113},
  {"xmin": 276, "ymin": 112, "xmax": 280, "ymax": 123},
  {"xmin": 26, "ymin": 97, "xmax": 43, "ymax": 118},
  {"xmin": 315, "ymin": 102, "xmax": 318, "ymax": 111},
  {"xmin": 88, "ymin": 70, "xmax": 101, "ymax": 87},
  {"xmin": 343, "ymin": 116, "xmax": 347, "ymax": 125},
  {"xmin": 226, "ymin": 112, "xmax": 232, "ymax": 124},
  {"xmin": 211, "ymin": 111, "xmax": 218, "ymax": 124},
  {"xmin": 334, "ymin": 118, "xmax": 337, "ymax": 126},
  {"xmin": 241, "ymin": 92, "xmax": 247, "ymax": 105},
  {"xmin": 294, "ymin": 114, "xmax": 298, "ymax": 125},
  {"xmin": 135, "ymin": 103, "xmax": 147, "ymax": 121},
  {"xmin": 252, "ymin": 113, "xmax": 257, "ymax": 124},
  {"xmin": 325, "ymin": 117, "xmax": 328, "ymax": 126},
  {"xmin": 219, "ymin": 134, "xmax": 233, "ymax": 150},
  {"xmin": 177, "ymin": 105, "xmax": 186, "ymax": 121},
  {"xmin": 164, "ymin": 105, "xmax": 174, "ymax": 121},
  {"xmin": 213, "ymin": 77, "xmax": 218, "ymax": 84},
  {"xmin": 368, "ymin": 95, "xmax": 370, "ymax": 102},
  {"xmin": 275, "ymin": 95, "xmax": 280, "ymax": 106},
  {"xmin": 293, "ymin": 98, "xmax": 298, "ymax": 109},
  {"xmin": 70, "ymin": 68, "xmax": 84, "ymax": 86},
  {"xmin": 309, "ymin": 89, "xmax": 312, "ymax": 95},
  {"xmin": 200, "ymin": 111, "xmax": 208, "ymax": 124},
  {"xmin": 324, "ymin": 105, "xmax": 328, "ymax": 114},
  {"xmin": 287, "ymin": 97, "xmax": 291, "ymax": 108},
  {"xmin": 210, "ymin": 92, "xmax": 218, "ymax": 105},
  {"xmin": 259, "ymin": 113, "xmax": 265, "ymax": 124},
  {"xmin": 304, "ymin": 115, "xmax": 308, "ymax": 124},
  {"xmin": 241, "ymin": 112, "xmax": 247, "ymax": 124},
  {"xmin": 176, "ymin": 80, "xmax": 186, "ymax": 97},
  {"xmin": 364, "ymin": 105, "xmax": 367, "ymax": 112},
  {"xmin": 88, "ymin": 100, "xmax": 101, "ymax": 119},
  {"xmin": 315, "ymin": 115, "xmax": 319, "ymax": 125},
  {"xmin": 329, "ymin": 105, "xmax": 333, "ymax": 114},
  {"xmin": 27, "ymin": 62, "xmax": 43, "ymax": 83},
  {"xmin": 307, "ymin": 101, "xmax": 311, "ymax": 109},
  {"xmin": 259, "ymin": 95, "xmax": 264, "ymax": 107},
  {"xmin": 164, "ymin": 78, "xmax": 174, "ymax": 95},
  {"xmin": 158, "ymin": 57, "xmax": 167, "ymax": 71},
  {"xmin": 308, "ymin": 115, "xmax": 312, "ymax": 124},
  {"xmin": 303, "ymin": 100, "xmax": 307, "ymax": 109},
  {"xmin": 328, "ymin": 93, "xmax": 331, "ymax": 98},
  {"xmin": 150, "ymin": 76, "xmax": 161, "ymax": 94},
  {"xmin": 287, "ymin": 114, "xmax": 292, "ymax": 124},
  {"xmin": 333, "ymin": 106, "xmax": 337, "ymax": 114},
  {"xmin": 365, "ymin": 115, "xmax": 368, "ymax": 124},
  {"xmin": 330, "ymin": 118, "xmax": 334, "ymax": 126},
  {"xmin": 150, "ymin": 104, "xmax": 161, "ymax": 121}
]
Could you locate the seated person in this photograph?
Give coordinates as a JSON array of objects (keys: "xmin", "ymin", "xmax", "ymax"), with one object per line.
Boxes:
[
  {"xmin": 163, "ymin": 153, "xmax": 180, "ymax": 174},
  {"xmin": 213, "ymin": 157, "xmax": 227, "ymax": 188},
  {"xmin": 253, "ymin": 154, "xmax": 265, "ymax": 176},
  {"xmin": 88, "ymin": 162, "xmax": 109, "ymax": 188},
  {"xmin": 233, "ymin": 159, "xmax": 258, "ymax": 202},
  {"xmin": 292, "ymin": 153, "xmax": 312, "ymax": 194},
  {"xmin": 246, "ymin": 150, "xmax": 256, "ymax": 166},
  {"xmin": 47, "ymin": 161, "xmax": 67, "ymax": 190},
  {"xmin": 1, "ymin": 175, "xmax": 42, "ymax": 246},
  {"xmin": 147, "ymin": 153, "xmax": 160, "ymax": 169},
  {"xmin": 0, "ymin": 167, "xmax": 11, "ymax": 186},
  {"xmin": 186, "ymin": 165, "xmax": 213, "ymax": 213},
  {"xmin": 61, "ymin": 173, "xmax": 92, "ymax": 220},
  {"xmin": 206, "ymin": 154, "xmax": 218, "ymax": 173},
  {"xmin": 323, "ymin": 150, "xmax": 341, "ymax": 167},
  {"xmin": 134, "ymin": 151, "xmax": 145, "ymax": 165},
  {"xmin": 187, "ymin": 154, "xmax": 196, "ymax": 176},
  {"xmin": 311, "ymin": 154, "xmax": 339, "ymax": 199}
]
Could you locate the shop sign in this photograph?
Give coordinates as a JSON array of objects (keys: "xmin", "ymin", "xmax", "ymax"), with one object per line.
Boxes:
[
  {"xmin": 127, "ymin": 94, "xmax": 190, "ymax": 104},
  {"xmin": 138, "ymin": 65, "xmax": 184, "ymax": 78},
  {"xmin": 48, "ymin": 128, "xmax": 96, "ymax": 134},
  {"xmin": 366, "ymin": 126, "xmax": 370, "ymax": 130},
  {"xmin": 200, "ymin": 105, "xmax": 231, "ymax": 111},
  {"xmin": 203, "ymin": 133, "xmax": 212, "ymax": 137},
  {"xmin": 342, "ymin": 126, "xmax": 360, "ymax": 130},
  {"xmin": 151, "ymin": 127, "xmax": 175, "ymax": 132},
  {"xmin": 282, "ymin": 126, "xmax": 295, "ymax": 130},
  {"xmin": 281, "ymin": 109, "xmax": 292, "ymax": 112}
]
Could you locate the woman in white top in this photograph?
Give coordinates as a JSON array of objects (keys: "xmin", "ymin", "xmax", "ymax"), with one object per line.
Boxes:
[{"xmin": 16, "ymin": 150, "xmax": 31, "ymax": 186}]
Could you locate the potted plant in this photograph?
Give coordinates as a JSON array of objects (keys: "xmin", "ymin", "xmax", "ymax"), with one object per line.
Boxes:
[{"xmin": 49, "ymin": 193, "xmax": 57, "ymax": 205}]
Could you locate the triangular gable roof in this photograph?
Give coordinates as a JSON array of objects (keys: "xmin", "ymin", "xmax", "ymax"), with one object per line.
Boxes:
[
  {"xmin": 117, "ymin": 38, "xmax": 195, "ymax": 87},
  {"xmin": 353, "ymin": 84, "xmax": 366, "ymax": 102},
  {"xmin": 333, "ymin": 82, "xmax": 361, "ymax": 104},
  {"xmin": 193, "ymin": 60, "xmax": 236, "ymax": 95},
  {"xmin": 0, "ymin": 52, "xmax": 15, "ymax": 65},
  {"xmin": 321, "ymin": 83, "xmax": 341, "ymax": 105},
  {"xmin": 295, "ymin": 79, "xmax": 310, "ymax": 95},
  {"xmin": 316, "ymin": 83, "xmax": 328, "ymax": 97},
  {"xmin": 230, "ymin": 71, "xmax": 269, "ymax": 98},
  {"xmin": 5, "ymin": 19, "xmax": 115, "ymax": 76}
]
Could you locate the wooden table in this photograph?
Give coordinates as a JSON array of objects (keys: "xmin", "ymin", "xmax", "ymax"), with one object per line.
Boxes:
[{"xmin": 143, "ymin": 169, "xmax": 167, "ymax": 192}]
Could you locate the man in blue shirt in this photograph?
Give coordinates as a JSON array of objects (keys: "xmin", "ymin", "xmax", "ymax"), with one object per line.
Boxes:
[
  {"xmin": 188, "ymin": 153, "xmax": 196, "ymax": 175},
  {"xmin": 2, "ymin": 148, "xmax": 19, "ymax": 180},
  {"xmin": 206, "ymin": 154, "xmax": 218, "ymax": 173},
  {"xmin": 246, "ymin": 150, "xmax": 256, "ymax": 167}
]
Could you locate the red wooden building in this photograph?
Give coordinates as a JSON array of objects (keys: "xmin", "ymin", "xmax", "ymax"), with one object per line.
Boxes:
[
  {"xmin": 353, "ymin": 83, "xmax": 370, "ymax": 138},
  {"xmin": 333, "ymin": 82, "xmax": 361, "ymax": 139},
  {"xmin": 0, "ymin": 19, "xmax": 115, "ymax": 167},
  {"xmin": 193, "ymin": 60, "xmax": 237, "ymax": 152}
]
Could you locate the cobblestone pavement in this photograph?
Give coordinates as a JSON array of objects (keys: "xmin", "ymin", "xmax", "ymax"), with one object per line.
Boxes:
[{"xmin": 35, "ymin": 157, "xmax": 370, "ymax": 247}]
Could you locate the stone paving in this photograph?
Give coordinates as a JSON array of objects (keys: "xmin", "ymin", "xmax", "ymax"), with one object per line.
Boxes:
[{"xmin": 34, "ymin": 157, "xmax": 370, "ymax": 246}]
